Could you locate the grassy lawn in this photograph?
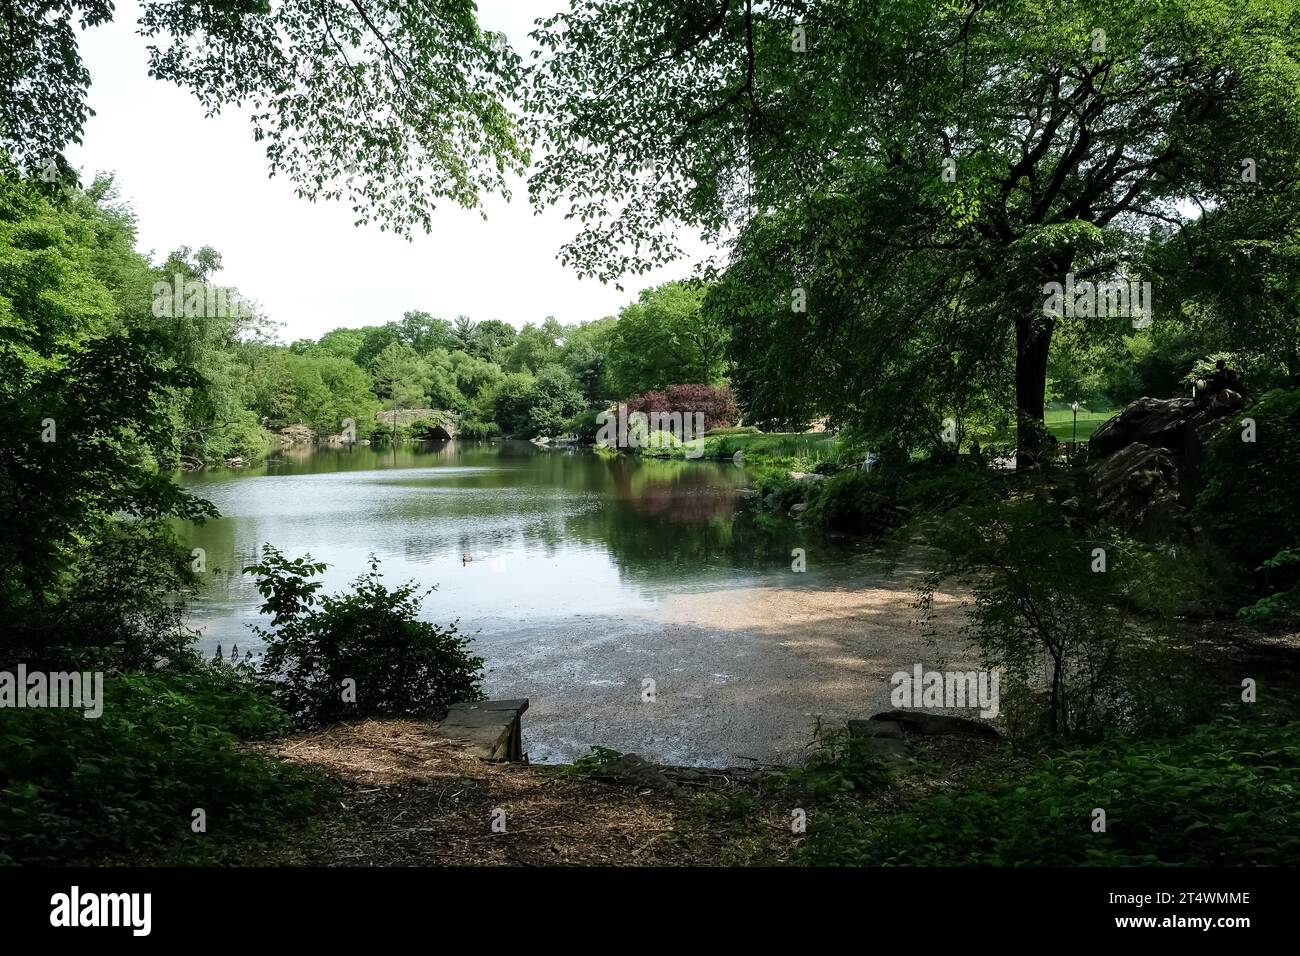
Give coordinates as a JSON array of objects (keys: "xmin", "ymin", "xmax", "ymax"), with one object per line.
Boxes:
[{"xmin": 1044, "ymin": 406, "xmax": 1115, "ymax": 442}]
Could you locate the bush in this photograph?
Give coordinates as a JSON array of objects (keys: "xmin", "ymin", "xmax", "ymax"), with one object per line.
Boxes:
[
  {"xmin": 525, "ymin": 365, "xmax": 587, "ymax": 436},
  {"xmin": 1237, "ymin": 549, "xmax": 1300, "ymax": 622},
  {"xmin": 1197, "ymin": 387, "xmax": 1300, "ymax": 605},
  {"xmin": 1, "ymin": 519, "xmax": 199, "ymax": 673},
  {"xmin": 754, "ymin": 472, "xmax": 806, "ymax": 513},
  {"xmin": 796, "ymin": 717, "xmax": 1300, "ymax": 866},
  {"xmin": 482, "ymin": 370, "xmax": 537, "ymax": 437},
  {"xmin": 636, "ymin": 427, "xmax": 688, "ymax": 458},
  {"xmin": 625, "ymin": 384, "xmax": 740, "ymax": 431},
  {"xmin": 0, "ymin": 667, "xmax": 324, "ymax": 865},
  {"xmin": 896, "ymin": 456, "xmax": 999, "ymax": 517},
  {"xmin": 706, "ymin": 425, "xmax": 760, "ymax": 437},
  {"xmin": 566, "ymin": 408, "xmax": 605, "ymax": 442},
  {"xmin": 457, "ymin": 419, "xmax": 501, "ymax": 439},
  {"xmin": 803, "ymin": 470, "xmax": 907, "ymax": 535},
  {"xmin": 779, "ymin": 722, "xmax": 892, "ymax": 800},
  {"xmin": 246, "ymin": 548, "xmax": 484, "ymax": 729},
  {"xmin": 709, "ymin": 431, "xmax": 837, "ymax": 471}
]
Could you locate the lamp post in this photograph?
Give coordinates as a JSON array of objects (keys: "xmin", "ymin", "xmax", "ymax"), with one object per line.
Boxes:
[{"xmin": 1070, "ymin": 401, "xmax": 1085, "ymax": 450}]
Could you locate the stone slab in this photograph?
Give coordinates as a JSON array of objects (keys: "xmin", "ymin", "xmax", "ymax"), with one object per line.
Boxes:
[{"xmin": 437, "ymin": 698, "xmax": 529, "ymax": 762}]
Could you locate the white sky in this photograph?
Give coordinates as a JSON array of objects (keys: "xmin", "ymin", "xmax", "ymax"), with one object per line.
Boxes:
[{"xmin": 66, "ymin": 1, "xmax": 706, "ymax": 342}]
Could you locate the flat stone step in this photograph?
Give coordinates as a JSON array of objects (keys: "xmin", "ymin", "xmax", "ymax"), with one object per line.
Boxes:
[
  {"xmin": 848, "ymin": 718, "xmax": 904, "ymax": 739},
  {"xmin": 436, "ymin": 699, "xmax": 529, "ymax": 762},
  {"xmin": 868, "ymin": 709, "xmax": 1000, "ymax": 738}
]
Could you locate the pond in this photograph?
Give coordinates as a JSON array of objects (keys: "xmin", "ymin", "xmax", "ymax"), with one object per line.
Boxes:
[{"xmin": 180, "ymin": 441, "xmax": 959, "ymax": 766}]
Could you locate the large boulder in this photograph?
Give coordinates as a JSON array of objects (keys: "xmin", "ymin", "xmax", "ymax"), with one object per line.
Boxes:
[
  {"xmin": 279, "ymin": 423, "xmax": 315, "ymax": 445},
  {"xmin": 591, "ymin": 753, "xmax": 677, "ymax": 791},
  {"xmin": 1084, "ymin": 396, "xmax": 1239, "ymax": 537},
  {"xmin": 1088, "ymin": 441, "xmax": 1184, "ymax": 539},
  {"xmin": 1089, "ymin": 397, "xmax": 1197, "ymax": 457},
  {"xmin": 1090, "ymin": 395, "xmax": 1240, "ymax": 459}
]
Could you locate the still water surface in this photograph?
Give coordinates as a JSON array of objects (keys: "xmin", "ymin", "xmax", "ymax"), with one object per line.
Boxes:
[{"xmin": 181, "ymin": 441, "xmax": 894, "ymax": 764}]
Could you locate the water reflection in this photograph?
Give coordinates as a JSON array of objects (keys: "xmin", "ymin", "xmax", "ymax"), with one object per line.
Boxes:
[{"xmin": 178, "ymin": 440, "xmax": 858, "ymax": 652}]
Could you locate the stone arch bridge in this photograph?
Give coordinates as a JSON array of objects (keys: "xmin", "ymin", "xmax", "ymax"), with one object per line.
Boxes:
[{"xmin": 375, "ymin": 408, "xmax": 457, "ymax": 440}]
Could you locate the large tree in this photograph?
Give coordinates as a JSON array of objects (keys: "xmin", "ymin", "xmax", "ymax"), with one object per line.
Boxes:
[
  {"xmin": 528, "ymin": 0, "xmax": 1300, "ymax": 461},
  {"xmin": 0, "ymin": 168, "xmax": 216, "ymax": 605},
  {"xmin": 606, "ymin": 281, "xmax": 729, "ymax": 397}
]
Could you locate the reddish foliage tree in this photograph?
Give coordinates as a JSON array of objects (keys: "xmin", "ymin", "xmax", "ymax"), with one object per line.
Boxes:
[{"xmin": 624, "ymin": 384, "xmax": 739, "ymax": 430}]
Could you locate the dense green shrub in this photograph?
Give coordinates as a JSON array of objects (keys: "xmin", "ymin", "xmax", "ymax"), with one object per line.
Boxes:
[
  {"xmin": 897, "ymin": 457, "xmax": 1000, "ymax": 517},
  {"xmin": 247, "ymin": 548, "xmax": 485, "ymax": 729},
  {"xmin": 1237, "ymin": 549, "xmax": 1300, "ymax": 622},
  {"xmin": 523, "ymin": 365, "xmax": 587, "ymax": 436},
  {"xmin": 485, "ymin": 366, "xmax": 586, "ymax": 437},
  {"xmin": 779, "ymin": 723, "xmax": 892, "ymax": 800},
  {"xmin": 195, "ymin": 411, "xmax": 273, "ymax": 465},
  {"xmin": 566, "ymin": 408, "xmax": 605, "ymax": 442},
  {"xmin": 0, "ymin": 667, "xmax": 323, "ymax": 865},
  {"xmin": 803, "ymin": 470, "xmax": 907, "ymax": 535},
  {"xmin": 754, "ymin": 472, "xmax": 807, "ymax": 514},
  {"xmin": 457, "ymin": 418, "xmax": 501, "ymax": 439},
  {"xmin": 797, "ymin": 717, "xmax": 1300, "ymax": 866},
  {"xmin": 726, "ymin": 431, "xmax": 835, "ymax": 461},
  {"xmin": 635, "ymin": 428, "xmax": 693, "ymax": 458},
  {"xmin": 2, "ymin": 519, "xmax": 199, "ymax": 673},
  {"xmin": 1197, "ymin": 388, "xmax": 1300, "ymax": 608}
]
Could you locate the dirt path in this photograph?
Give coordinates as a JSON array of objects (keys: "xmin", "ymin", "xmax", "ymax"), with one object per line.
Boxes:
[
  {"xmin": 258, "ymin": 720, "xmax": 776, "ymax": 866},
  {"xmin": 251, "ymin": 714, "xmax": 1005, "ymax": 866}
]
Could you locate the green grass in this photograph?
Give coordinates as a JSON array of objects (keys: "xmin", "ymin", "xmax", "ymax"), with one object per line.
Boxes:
[
  {"xmin": 1044, "ymin": 405, "xmax": 1115, "ymax": 442},
  {"xmin": 630, "ymin": 430, "xmax": 838, "ymax": 470},
  {"xmin": 795, "ymin": 715, "xmax": 1300, "ymax": 867},
  {"xmin": 707, "ymin": 431, "xmax": 837, "ymax": 460}
]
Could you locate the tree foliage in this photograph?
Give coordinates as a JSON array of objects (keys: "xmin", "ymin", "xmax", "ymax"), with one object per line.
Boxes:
[
  {"xmin": 0, "ymin": 170, "xmax": 216, "ymax": 607},
  {"xmin": 2, "ymin": 0, "xmax": 528, "ymax": 234},
  {"xmin": 528, "ymin": 0, "xmax": 1300, "ymax": 459},
  {"xmin": 607, "ymin": 281, "xmax": 729, "ymax": 396}
]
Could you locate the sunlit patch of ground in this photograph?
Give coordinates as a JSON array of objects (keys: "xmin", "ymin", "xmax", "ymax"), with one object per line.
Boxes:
[
  {"xmin": 250, "ymin": 719, "xmax": 771, "ymax": 866},
  {"xmin": 242, "ymin": 717, "xmax": 1002, "ymax": 867}
]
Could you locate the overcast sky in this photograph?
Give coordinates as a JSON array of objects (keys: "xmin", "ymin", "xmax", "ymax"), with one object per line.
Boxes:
[{"xmin": 65, "ymin": 1, "xmax": 705, "ymax": 342}]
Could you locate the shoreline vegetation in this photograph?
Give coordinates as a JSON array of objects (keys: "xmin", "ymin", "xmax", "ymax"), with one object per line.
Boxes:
[{"xmin": 8, "ymin": 391, "xmax": 1300, "ymax": 866}]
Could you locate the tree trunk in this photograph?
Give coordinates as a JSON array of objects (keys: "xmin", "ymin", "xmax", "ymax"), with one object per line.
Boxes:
[{"xmin": 1015, "ymin": 316, "xmax": 1054, "ymax": 470}]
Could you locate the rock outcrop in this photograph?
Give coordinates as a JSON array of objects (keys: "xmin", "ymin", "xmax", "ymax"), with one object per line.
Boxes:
[
  {"xmin": 1084, "ymin": 395, "xmax": 1241, "ymax": 538},
  {"xmin": 1088, "ymin": 395, "xmax": 1236, "ymax": 462},
  {"xmin": 861, "ymin": 710, "xmax": 1001, "ymax": 739},
  {"xmin": 279, "ymin": 423, "xmax": 316, "ymax": 445}
]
